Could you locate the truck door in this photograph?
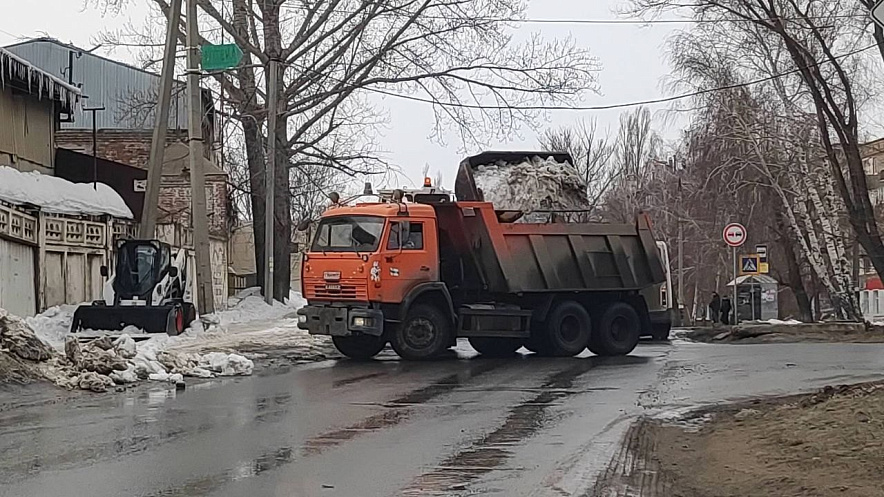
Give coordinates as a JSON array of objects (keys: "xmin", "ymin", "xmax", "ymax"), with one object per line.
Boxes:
[{"xmin": 383, "ymin": 219, "xmax": 438, "ymax": 302}]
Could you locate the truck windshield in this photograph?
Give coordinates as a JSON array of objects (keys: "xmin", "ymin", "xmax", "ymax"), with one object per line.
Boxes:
[{"xmin": 311, "ymin": 215, "xmax": 385, "ymax": 252}]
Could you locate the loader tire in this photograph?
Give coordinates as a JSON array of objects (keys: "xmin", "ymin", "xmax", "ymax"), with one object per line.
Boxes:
[
  {"xmin": 333, "ymin": 335, "xmax": 386, "ymax": 361},
  {"xmin": 182, "ymin": 303, "xmax": 197, "ymax": 329},
  {"xmin": 166, "ymin": 305, "xmax": 185, "ymax": 336},
  {"xmin": 391, "ymin": 304, "xmax": 452, "ymax": 361},
  {"xmin": 589, "ymin": 302, "xmax": 641, "ymax": 356},
  {"xmin": 469, "ymin": 337, "xmax": 522, "ymax": 357}
]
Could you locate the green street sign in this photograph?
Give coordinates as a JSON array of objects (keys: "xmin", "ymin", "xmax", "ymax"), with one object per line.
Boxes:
[{"xmin": 201, "ymin": 43, "xmax": 243, "ymax": 71}]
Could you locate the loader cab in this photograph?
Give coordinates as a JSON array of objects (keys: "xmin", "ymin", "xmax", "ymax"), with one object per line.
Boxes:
[{"xmin": 111, "ymin": 239, "xmax": 174, "ymax": 302}]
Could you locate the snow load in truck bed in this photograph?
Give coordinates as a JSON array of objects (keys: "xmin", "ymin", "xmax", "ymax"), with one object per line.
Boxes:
[
  {"xmin": 0, "ymin": 166, "xmax": 133, "ymax": 218},
  {"xmin": 472, "ymin": 155, "xmax": 590, "ymax": 222}
]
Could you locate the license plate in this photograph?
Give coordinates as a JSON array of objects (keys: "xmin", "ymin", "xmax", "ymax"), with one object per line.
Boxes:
[
  {"xmin": 324, "ymin": 271, "xmax": 341, "ymax": 281},
  {"xmin": 326, "ymin": 284, "xmax": 341, "ymax": 291}
]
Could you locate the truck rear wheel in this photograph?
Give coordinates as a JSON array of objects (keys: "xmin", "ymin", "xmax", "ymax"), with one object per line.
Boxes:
[
  {"xmin": 469, "ymin": 337, "xmax": 522, "ymax": 357},
  {"xmin": 589, "ymin": 302, "xmax": 641, "ymax": 356},
  {"xmin": 391, "ymin": 304, "xmax": 452, "ymax": 361},
  {"xmin": 333, "ymin": 335, "xmax": 386, "ymax": 361},
  {"xmin": 537, "ymin": 301, "xmax": 591, "ymax": 357}
]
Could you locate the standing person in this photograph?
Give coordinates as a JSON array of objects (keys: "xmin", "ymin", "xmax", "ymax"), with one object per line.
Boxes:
[
  {"xmin": 720, "ymin": 296, "xmax": 732, "ymax": 325},
  {"xmin": 709, "ymin": 292, "xmax": 721, "ymax": 324}
]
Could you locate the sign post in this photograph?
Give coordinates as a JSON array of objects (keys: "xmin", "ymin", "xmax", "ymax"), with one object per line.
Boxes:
[
  {"xmin": 723, "ymin": 223, "xmax": 747, "ymax": 325},
  {"xmin": 740, "ymin": 255, "xmax": 760, "ymax": 275},
  {"xmin": 755, "ymin": 244, "xmax": 769, "ymax": 274}
]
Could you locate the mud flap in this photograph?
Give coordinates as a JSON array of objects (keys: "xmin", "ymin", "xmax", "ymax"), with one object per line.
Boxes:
[{"xmin": 71, "ymin": 305, "xmax": 177, "ymax": 334}]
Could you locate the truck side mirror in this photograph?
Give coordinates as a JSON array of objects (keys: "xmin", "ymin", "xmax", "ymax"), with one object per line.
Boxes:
[
  {"xmin": 296, "ymin": 219, "xmax": 311, "ymax": 232},
  {"xmin": 169, "ymin": 267, "xmax": 179, "ymax": 278},
  {"xmin": 100, "ymin": 265, "xmax": 108, "ymax": 278}
]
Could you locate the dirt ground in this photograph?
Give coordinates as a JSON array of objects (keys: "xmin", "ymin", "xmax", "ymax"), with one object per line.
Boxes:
[
  {"xmin": 683, "ymin": 322, "xmax": 884, "ymax": 344},
  {"xmin": 594, "ymin": 381, "xmax": 884, "ymax": 497}
]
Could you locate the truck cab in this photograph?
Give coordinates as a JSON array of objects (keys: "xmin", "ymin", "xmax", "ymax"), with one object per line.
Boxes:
[{"xmin": 298, "ymin": 201, "xmax": 451, "ymax": 359}]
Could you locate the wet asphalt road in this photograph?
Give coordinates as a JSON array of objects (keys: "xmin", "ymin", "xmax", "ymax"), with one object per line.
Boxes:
[{"xmin": 3, "ymin": 339, "xmax": 884, "ymax": 497}]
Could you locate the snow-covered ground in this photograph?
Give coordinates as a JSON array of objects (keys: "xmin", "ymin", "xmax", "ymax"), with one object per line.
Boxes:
[{"xmin": 6, "ymin": 290, "xmax": 334, "ymax": 392}]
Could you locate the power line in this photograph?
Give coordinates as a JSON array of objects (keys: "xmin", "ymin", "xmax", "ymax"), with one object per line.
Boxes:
[
  {"xmin": 275, "ymin": 5, "xmax": 867, "ymax": 26},
  {"xmin": 0, "ymin": 27, "xmax": 22, "ymax": 40},
  {"xmin": 309, "ymin": 44, "xmax": 877, "ymax": 112}
]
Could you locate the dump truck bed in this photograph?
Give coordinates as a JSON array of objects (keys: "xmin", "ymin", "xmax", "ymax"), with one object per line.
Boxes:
[{"xmin": 440, "ymin": 202, "xmax": 665, "ymax": 295}]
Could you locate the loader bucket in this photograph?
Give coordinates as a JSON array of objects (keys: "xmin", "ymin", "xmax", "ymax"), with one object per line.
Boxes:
[{"xmin": 70, "ymin": 304, "xmax": 185, "ymax": 335}]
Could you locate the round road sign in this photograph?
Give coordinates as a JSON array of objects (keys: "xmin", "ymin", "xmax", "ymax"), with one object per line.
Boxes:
[{"xmin": 723, "ymin": 223, "xmax": 747, "ymax": 247}]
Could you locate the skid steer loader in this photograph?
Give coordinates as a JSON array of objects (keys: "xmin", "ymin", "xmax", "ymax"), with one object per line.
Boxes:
[{"xmin": 70, "ymin": 239, "xmax": 197, "ymax": 335}]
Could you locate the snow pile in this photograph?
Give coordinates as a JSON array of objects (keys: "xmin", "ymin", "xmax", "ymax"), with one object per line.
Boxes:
[
  {"xmin": 6, "ymin": 290, "xmax": 314, "ymax": 392},
  {"xmin": 25, "ymin": 304, "xmax": 79, "ymax": 350},
  {"xmin": 0, "ymin": 166, "xmax": 133, "ymax": 219},
  {"xmin": 472, "ymin": 155, "xmax": 590, "ymax": 223},
  {"xmin": 219, "ymin": 289, "xmax": 306, "ymax": 326},
  {"xmin": 763, "ymin": 319, "xmax": 803, "ymax": 325},
  {"xmin": 217, "ymin": 295, "xmax": 296, "ymax": 326}
]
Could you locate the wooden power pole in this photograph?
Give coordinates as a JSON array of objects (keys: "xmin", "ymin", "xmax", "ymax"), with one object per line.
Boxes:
[
  {"xmin": 185, "ymin": 0, "xmax": 215, "ymax": 314},
  {"xmin": 140, "ymin": 0, "xmax": 182, "ymax": 238}
]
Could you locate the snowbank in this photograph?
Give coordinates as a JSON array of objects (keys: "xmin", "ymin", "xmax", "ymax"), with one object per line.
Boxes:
[
  {"xmin": 472, "ymin": 155, "xmax": 590, "ymax": 223},
  {"xmin": 10, "ymin": 291, "xmax": 313, "ymax": 391},
  {"xmin": 0, "ymin": 166, "xmax": 133, "ymax": 219},
  {"xmin": 25, "ymin": 304, "xmax": 80, "ymax": 350},
  {"xmin": 761, "ymin": 319, "xmax": 803, "ymax": 325},
  {"xmin": 217, "ymin": 295, "xmax": 297, "ymax": 326}
]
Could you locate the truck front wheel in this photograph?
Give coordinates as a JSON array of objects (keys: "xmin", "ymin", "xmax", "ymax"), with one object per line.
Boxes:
[
  {"xmin": 589, "ymin": 302, "xmax": 641, "ymax": 356},
  {"xmin": 391, "ymin": 304, "xmax": 452, "ymax": 360},
  {"xmin": 333, "ymin": 335, "xmax": 386, "ymax": 360}
]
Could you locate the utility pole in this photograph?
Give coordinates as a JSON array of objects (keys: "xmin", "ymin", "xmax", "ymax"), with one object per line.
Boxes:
[
  {"xmin": 83, "ymin": 105, "xmax": 105, "ymax": 189},
  {"xmin": 185, "ymin": 0, "xmax": 215, "ymax": 314},
  {"xmin": 677, "ymin": 174, "xmax": 684, "ymax": 325},
  {"xmin": 264, "ymin": 58, "xmax": 279, "ymax": 305},
  {"xmin": 140, "ymin": 0, "xmax": 182, "ymax": 238}
]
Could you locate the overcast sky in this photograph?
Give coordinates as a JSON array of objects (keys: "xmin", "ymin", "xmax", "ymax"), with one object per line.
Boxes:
[{"xmin": 0, "ymin": 0, "xmax": 680, "ymax": 188}]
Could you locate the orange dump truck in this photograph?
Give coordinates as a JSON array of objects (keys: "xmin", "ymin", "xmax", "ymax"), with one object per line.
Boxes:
[{"xmin": 297, "ymin": 152, "xmax": 668, "ymax": 360}]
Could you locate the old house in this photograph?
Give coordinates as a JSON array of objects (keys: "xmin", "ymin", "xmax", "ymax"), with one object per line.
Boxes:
[
  {"xmin": 0, "ymin": 47, "xmax": 136, "ymax": 317},
  {"xmin": 4, "ymin": 38, "xmax": 231, "ymax": 307}
]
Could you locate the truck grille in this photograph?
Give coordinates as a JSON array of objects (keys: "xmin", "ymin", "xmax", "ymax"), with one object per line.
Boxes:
[{"xmin": 304, "ymin": 277, "xmax": 368, "ymax": 301}]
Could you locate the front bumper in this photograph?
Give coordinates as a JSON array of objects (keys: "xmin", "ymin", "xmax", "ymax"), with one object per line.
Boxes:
[{"xmin": 297, "ymin": 304, "xmax": 384, "ymax": 337}]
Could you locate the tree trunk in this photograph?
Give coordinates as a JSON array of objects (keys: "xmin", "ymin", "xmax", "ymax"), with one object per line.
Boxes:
[
  {"xmin": 776, "ymin": 212, "xmax": 813, "ymax": 322},
  {"xmin": 273, "ymin": 122, "xmax": 291, "ymax": 302},
  {"xmin": 243, "ymin": 118, "xmax": 267, "ymax": 294}
]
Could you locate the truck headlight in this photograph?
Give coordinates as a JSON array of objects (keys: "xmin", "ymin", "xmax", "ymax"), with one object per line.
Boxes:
[
  {"xmin": 353, "ymin": 316, "xmax": 372, "ymax": 327},
  {"xmin": 298, "ymin": 314, "xmax": 308, "ymax": 324}
]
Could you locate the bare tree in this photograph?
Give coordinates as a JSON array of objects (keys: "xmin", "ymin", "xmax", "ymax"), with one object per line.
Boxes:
[
  {"xmin": 538, "ymin": 118, "xmax": 618, "ymax": 214},
  {"xmin": 629, "ymin": 0, "xmax": 884, "ymax": 296},
  {"xmin": 94, "ymin": 0, "xmax": 600, "ymax": 300}
]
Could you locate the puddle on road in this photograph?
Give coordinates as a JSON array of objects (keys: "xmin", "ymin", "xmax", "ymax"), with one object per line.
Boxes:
[
  {"xmin": 302, "ymin": 360, "xmax": 502, "ymax": 455},
  {"xmin": 332, "ymin": 371, "xmax": 387, "ymax": 388},
  {"xmin": 144, "ymin": 360, "xmax": 504, "ymax": 497},
  {"xmin": 401, "ymin": 356, "xmax": 648, "ymax": 495}
]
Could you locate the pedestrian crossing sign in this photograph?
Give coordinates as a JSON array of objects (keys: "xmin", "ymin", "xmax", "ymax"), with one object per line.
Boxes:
[{"xmin": 741, "ymin": 255, "xmax": 760, "ymax": 275}]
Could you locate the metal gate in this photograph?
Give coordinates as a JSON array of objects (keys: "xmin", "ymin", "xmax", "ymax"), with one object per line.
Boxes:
[{"xmin": 0, "ymin": 204, "xmax": 38, "ymax": 316}]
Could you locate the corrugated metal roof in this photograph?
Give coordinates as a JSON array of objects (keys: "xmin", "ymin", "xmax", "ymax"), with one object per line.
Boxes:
[
  {"xmin": 3, "ymin": 38, "xmax": 189, "ymax": 130},
  {"xmin": 0, "ymin": 47, "xmax": 81, "ymax": 111}
]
